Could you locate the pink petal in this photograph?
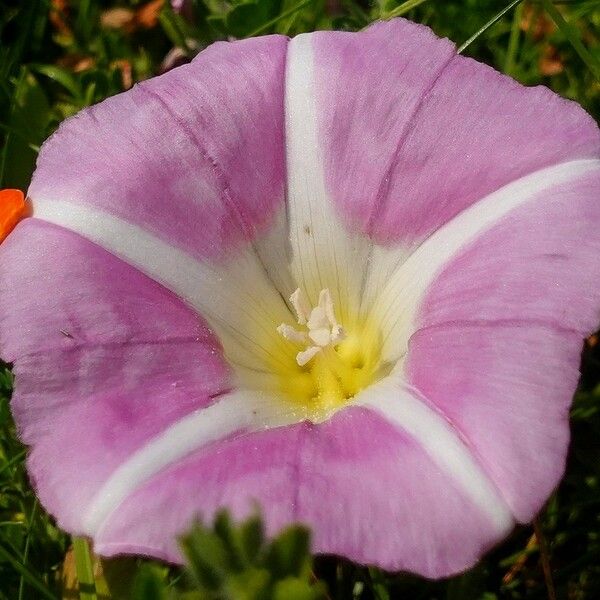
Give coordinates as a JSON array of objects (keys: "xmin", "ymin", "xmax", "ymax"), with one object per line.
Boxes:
[
  {"xmin": 93, "ymin": 424, "xmax": 301, "ymax": 562},
  {"xmin": 419, "ymin": 171, "xmax": 600, "ymax": 335},
  {"xmin": 297, "ymin": 406, "xmax": 510, "ymax": 577},
  {"xmin": 28, "ymin": 35, "xmax": 288, "ymax": 261},
  {"xmin": 312, "ymin": 19, "xmax": 599, "ymax": 243},
  {"xmin": 403, "ymin": 170, "xmax": 600, "ymax": 522},
  {"xmin": 405, "ymin": 323, "xmax": 580, "ymax": 523},
  {"xmin": 94, "ymin": 407, "xmax": 505, "ymax": 578},
  {"xmin": 1, "ymin": 220, "xmax": 229, "ymax": 532}
]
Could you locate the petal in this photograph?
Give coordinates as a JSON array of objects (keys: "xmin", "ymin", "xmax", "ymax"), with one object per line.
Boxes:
[
  {"xmin": 28, "ymin": 35, "xmax": 295, "ymax": 374},
  {"xmin": 93, "ymin": 424, "xmax": 303, "ymax": 561},
  {"xmin": 82, "ymin": 389, "xmax": 301, "ymax": 536},
  {"xmin": 312, "ymin": 18, "xmax": 599, "ymax": 245},
  {"xmin": 312, "ymin": 19, "xmax": 454, "ymax": 234},
  {"xmin": 92, "ymin": 400, "xmax": 511, "ymax": 578},
  {"xmin": 404, "ymin": 323, "xmax": 580, "ymax": 522},
  {"xmin": 417, "ymin": 170, "xmax": 600, "ymax": 335},
  {"xmin": 32, "ymin": 200, "xmax": 293, "ymax": 374},
  {"xmin": 29, "ymin": 35, "xmax": 288, "ymax": 261},
  {"xmin": 396, "ymin": 168, "xmax": 600, "ymax": 523},
  {"xmin": 298, "ymin": 404, "xmax": 510, "ymax": 578},
  {"xmin": 1, "ymin": 220, "xmax": 229, "ymax": 531},
  {"xmin": 371, "ymin": 161, "xmax": 600, "ymax": 365}
]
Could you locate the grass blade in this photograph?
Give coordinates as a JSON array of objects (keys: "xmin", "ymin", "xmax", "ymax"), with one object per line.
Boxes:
[
  {"xmin": 383, "ymin": 0, "xmax": 431, "ymax": 19},
  {"xmin": 246, "ymin": 0, "xmax": 315, "ymax": 38},
  {"xmin": 504, "ymin": 0, "xmax": 525, "ymax": 74},
  {"xmin": 17, "ymin": 499, "xmax": 37, "ymax": 600},
  {"xmin": 458, "ymin": 0, "xmax": 524, "ymax": 54},
  {"xmin": 0, "ymin": 543, "xmax": 57, "ymax": 600},
  {"xmin": 539, "ymin": 0, "xmax": 600, "ymax": 79}
]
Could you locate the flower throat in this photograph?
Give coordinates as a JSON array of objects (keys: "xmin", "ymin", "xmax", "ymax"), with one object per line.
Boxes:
[{"xmin": 275, "ymin": 288, "xmax": 382, "ymax": 421}]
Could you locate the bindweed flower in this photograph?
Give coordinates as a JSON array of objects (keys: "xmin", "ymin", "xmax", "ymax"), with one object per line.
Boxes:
[{"xmin": 1, "ymin": 18, "xmax": 600, "ymax": 578}]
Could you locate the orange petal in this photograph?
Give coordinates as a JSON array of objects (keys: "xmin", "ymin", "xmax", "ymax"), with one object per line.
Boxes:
[{"xmin": 0, "ymin": 189, "xmax": 26, "ymax": 243}]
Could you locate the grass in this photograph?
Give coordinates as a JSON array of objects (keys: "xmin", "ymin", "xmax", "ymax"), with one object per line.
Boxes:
[{"xmin": 1, "ymin": 0, "xmax": 600, "ymax": 598}]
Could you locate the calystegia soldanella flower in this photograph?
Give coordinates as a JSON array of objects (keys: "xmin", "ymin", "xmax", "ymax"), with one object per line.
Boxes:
[{"xmin": 1, "ymin": 18, "xmax": 599, "ymax": 578}]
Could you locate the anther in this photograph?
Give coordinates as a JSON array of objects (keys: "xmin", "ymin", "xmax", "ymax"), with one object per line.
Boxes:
[{"xmin": 278, "ymin": 288, "xmax": 346, "ymax": 366}]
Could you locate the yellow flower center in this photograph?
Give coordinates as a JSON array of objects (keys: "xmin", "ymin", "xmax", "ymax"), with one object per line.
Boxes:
[{"xmin": 274, "ymin": 288, "xmax": 383, "ymax": 422}]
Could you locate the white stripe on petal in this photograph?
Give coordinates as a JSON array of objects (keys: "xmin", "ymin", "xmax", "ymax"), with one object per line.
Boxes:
[
  {"xmin": 356, "ymin": 376, "xmax": 515, "ymax": 533},
  {"xmin": 252, "ymin": 206, "xmax": 297, "ymax": 303},
  {"xmin": 369, "ymin": 159, "xmax": 600, "ymax": 365},
  {"xmin": 285, "ymin": 33, "xmax": 371, "ymax": 327},
  {"xmin": 83, "ymin": 391, "xmax": 303, "ymax": 535},
  {"xmin": 31, "ymin": 199, "xmax": 294, "ymax": 372}
]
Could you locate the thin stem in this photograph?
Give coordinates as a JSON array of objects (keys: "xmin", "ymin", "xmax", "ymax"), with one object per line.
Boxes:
[
  {"xmin": 247, "ymin": 0, "xmax": 315, "ymax": 37},
  {"xmin": 383, "ymin": 0, "xmax": 430, "ymax": 20},
  {"xmin": 458, "ymin": 0, "xmax": 525, "ymax": 54},
  {"xmin": 17, "ymin": 499, "xmax": 38, "ymax": 600},
  {"xmin": 72, "ymin": 537, "xmax": 97, "ymax": 600},
  {"xmin": 533, "ymin": 518, "xmax": 557, "ymax": 600}
]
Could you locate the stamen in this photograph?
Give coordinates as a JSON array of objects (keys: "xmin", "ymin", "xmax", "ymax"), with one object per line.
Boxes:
[
  {"xmin": 297, "ymin": 346, "xmax": 321, "ymax": 367},
  {"xmin": 290, "ymin": 288, "xmax": 311, "ymax": 325},
  {"xmin": 319, "ymin": 288, "xmax": 338, "ymax": 329},
  {"xmin": 269, "ymin": 287, "xmax": 383, "ymax": 419},
  {"xmin": 276, "ymin": 324, "xmax": 308, "ymax": 344},
  {"xmin": 278, "ymin": 288, "xmax": 346, "ymax": 366}
]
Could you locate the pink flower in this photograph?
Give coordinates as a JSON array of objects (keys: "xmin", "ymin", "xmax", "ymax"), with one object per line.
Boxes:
[{"xmin": 1, "ymin": 18, "xmax": 599, "ymax": 578}]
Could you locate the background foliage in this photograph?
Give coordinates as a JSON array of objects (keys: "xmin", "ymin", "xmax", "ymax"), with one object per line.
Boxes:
[{"xmin": 1, "ymin": 0, "xmax": 600, "ymax": 598}]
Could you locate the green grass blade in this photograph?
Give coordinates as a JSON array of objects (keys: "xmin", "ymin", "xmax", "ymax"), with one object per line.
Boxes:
[
  {"xmin": 72, "ymin": 537, "xmax": 98, "ymax": 600},
  {"xmin": 458, "ymin": 0, "xmax": 524, "ymax": 54},
  {"xmin": 539, "ymin": 0, "xmax": 600, "ymax": 79},
  {"xmin": 0, "ymin": 449, "xmax": 26, "ymax": 477},
  {"xmin": 17, "ymin": 499, "xmax": 37, "ymax": 600},
  {"xmin": 246, "ymin": 0, "xmax": 315, "ymax": 38},
  {"xmin": 383, "ymin": 0, "xmax": 431, "ymax": 19},
  {"xmin": 0, "ymin": 543, "xmax": 58, "ymax": 600},
  {"xmin": 504, "ymin": 0, "xmax": 525, "ymax": 74}
]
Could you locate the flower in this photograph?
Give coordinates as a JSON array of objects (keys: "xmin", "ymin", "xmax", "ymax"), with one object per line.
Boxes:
[{"xmin": 1, "ymin": 18, "xmax": 599, "ymax": 578}]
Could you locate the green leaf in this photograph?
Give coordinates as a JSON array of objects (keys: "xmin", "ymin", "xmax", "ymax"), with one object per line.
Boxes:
[
  {"xmin": 0, "ymin": 542, "xmax": 57, "ymax": 600},
  {"xmin": 264, "ymin": 525, "xmax": 311, "ymax": 579},
  {"xmin": 273, "ymin": 577, "xmax": 327, "ymax": 600},
  {"xmin": 180, "ymin": 522, "xmax": 229, "ymax": 591},
  {"xmin": 226, "ymin": 1, "xmax": 279, "ymax": 38},
  {"xmin": 0, "ymin": 69, "xmax": 50, "ymax": 189},
  {"xmin": 214, "ymin": 510, "xmax": 246, "ymax": 571},
  {"xmin": 246, "ymin": 0, "xmax": 315, "ymax": 37},
  {"xmin": 238, "ymin": 513, "xmax": 265, "ymax": 566},
  {"xmin": 177, "ymin": 513, "xmax": 326, "ymax": 599},
  {"xmin": 29, "ymin": 64, "xmax": 82, "ymax": 101},
  {"xmin": 382, "ymin": 0, "xmax": 431, "ymax": 19},
  {"xmin": 446, "ymin": 564, "xmax": 488, "ymax": 600},
  {"xmin": 159, "ymin": 4, "xmax": 192, "ymax": 52},
  {"xmin": 131, "ymin": 563, "xmax": 169, "ymax": 600},
  {"xmin": 226, "ymin": 567, "xmax": 272, "ymax": 600}
]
